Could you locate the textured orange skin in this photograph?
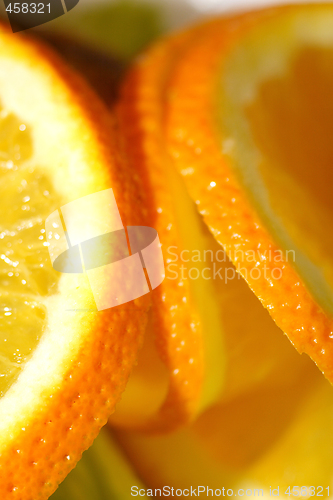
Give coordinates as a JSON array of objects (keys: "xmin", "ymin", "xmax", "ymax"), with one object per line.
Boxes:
[
  {"xmin": 161, "ymin": 6, "xmax": 333, "ymax": 381},
  {"xmin": 0, "ymin": 27, "xmax": 150, "ymax": 499},
  {"xmin": 109, "ymin": 24, "xmax": 223, "ymax": 433},
  {"xmin": 118, "ymin": 3, "xmax": 333, "ymax": 389}
]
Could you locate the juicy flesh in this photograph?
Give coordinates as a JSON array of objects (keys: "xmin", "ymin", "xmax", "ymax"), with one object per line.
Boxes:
[
  {"xmin": 247, "ymin": 46, "xmax": 333, "ymax": 298},
  {"xmin": 111, "ymin": 169, "xmax": 314, "ymax": 427},
  {"xmin": 0, "ymin": 107, "xmax": 60, "ymax": 396},
  {"xmin": 220, "ymin": 9, "xmax": 333, "ymax": 316},
  {"xmin": 111, "ymin": 169, "xmax": 226, "ymax": 426}
]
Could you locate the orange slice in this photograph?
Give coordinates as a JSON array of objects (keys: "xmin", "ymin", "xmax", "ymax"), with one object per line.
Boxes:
[
  {"xmin": 108, "ymin": 6, "xmax": 333, "ymax": 498},
  {"xmin": 109, "ymin": 11, "xmax": 313, "ymax": 433},
  {"xmin": 109, "ymin": 26, "xmax": 226, "ymax": 432},
  {"xmin": 0, "ymin": 25, "xmax": 149, "ymax": 499},
  {"xmin": 157, "ymin": 4, "xmax": 333, "ymax": 382}
]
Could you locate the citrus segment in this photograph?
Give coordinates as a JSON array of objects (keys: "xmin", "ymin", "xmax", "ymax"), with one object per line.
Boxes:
[
  {"xmin": 162, "ymin": 5, "xmax": 333, "ymax": 382},
  {"xmin": 110, "ymin": 15, "xmax": 315, "ymax": 431},
  {"xmin": 0, "ymin": 25, "xmax": 149, "ymax": 499},
  {"xmin": 0, "ymin": 107, "xmax": 61, "ymax": 396},
  {"xmin": 108, "ymin": 25, "xmax": 229, "ymax": 432}
]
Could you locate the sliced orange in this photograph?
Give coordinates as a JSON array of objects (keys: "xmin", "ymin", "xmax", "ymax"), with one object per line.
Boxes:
[
  {"xmin": 108, "ymin": 4, "xmax": 333, "ymax": 495},
  {"xmin": 0, "ymin": 25, "xmax": 149, "ymax": 499},
  {"xmin": 146, "ymin": 4, "xmax": 333, "ymax": 383},
  {"xmin": 109, "ymin": 26, "xmax": 226, "ymax": 432},
  {"xmin": 109, "ymin": 10, "xmax": 314, "ymax": 433}
]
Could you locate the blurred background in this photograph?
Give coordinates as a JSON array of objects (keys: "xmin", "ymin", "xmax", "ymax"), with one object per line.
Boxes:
[
  {"xmin": 0, "ymin": 0, "xmax": 328, "ymax": 65},
  {"xmin": 0, "ymin": 0, "xmax": 327, "ymax": 108}
]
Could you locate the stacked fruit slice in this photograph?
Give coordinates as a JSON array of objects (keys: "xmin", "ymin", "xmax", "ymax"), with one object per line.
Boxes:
[
  {"xmin": 3, "ymin": 3, "xmax": 333, "ymax": 499},
  {"xmin": 109, "ymin": 3, "xmax": 333, "ymax": 496},
  {"xmin": 0, "ymin": 24, "xmax": 150, "ymax": 499},
  {"xmin": 109, "ymin": 3, "xmax": 333, "ymax": 434}
]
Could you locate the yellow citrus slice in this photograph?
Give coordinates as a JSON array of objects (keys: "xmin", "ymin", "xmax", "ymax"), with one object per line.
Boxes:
[
  {"xmin": 158, "ymin": 4, "xmax": 333, "ymax": 383},
  {"xmin": 0, "ymin": 25, "xmax": 149, "ymax": 499}
]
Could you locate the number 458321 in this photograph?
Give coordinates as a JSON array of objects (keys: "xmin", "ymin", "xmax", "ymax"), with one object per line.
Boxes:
[
  {"xmin": 6, "ymin": 3, "xmax": 51, "ymax": 14},
  {"xmin": 285, "ymin": 487, "xmax": 330, "ymax": 497}
]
